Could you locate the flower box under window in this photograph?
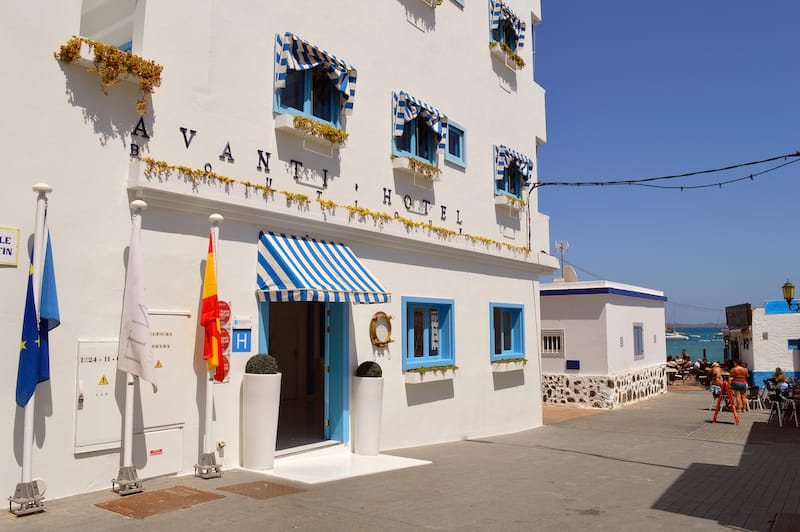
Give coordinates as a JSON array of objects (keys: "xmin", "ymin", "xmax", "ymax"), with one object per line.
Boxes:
[
  {"xmin": 494, "ymin": 194, "xmax": 526, "ymax": 210},
  {"xmin": 404, "ymin": 367, "xmax": 456, "ymax": 384},
  {"xmin": 490, "ymin": 42, "xmax": 524, "ymax": 72},
  {"xmin": 491, "ymin": 360, "xmax": 526, "ymax": 373},
  {"xmin": 274, "ymin": 113, "xmax": 346, "ymax": 155},
  {"xmin": 392, "ymin": 156, "xmax": 442, "ymax": 181}
]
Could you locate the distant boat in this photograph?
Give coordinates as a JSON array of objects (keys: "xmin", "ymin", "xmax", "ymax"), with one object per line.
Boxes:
[{"xmin": 666, "ymin": 328, "xmax": 689, "ymax": 340}]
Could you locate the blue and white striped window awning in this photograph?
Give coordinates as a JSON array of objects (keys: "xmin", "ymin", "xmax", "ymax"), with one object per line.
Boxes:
[
  {"xmin": 495, "ymin": 144, "xmax": 534, "ymax": 182},
  {"xmin": 393, "ymin": 91, "xmax": 448, "ymax": 154},
  {"xmin": 489, "ymin": 0, "xmax": 526, "ymax": 49},
  {"xmin": 274, "ymin": 32, "xmax": 358, "ymax": 115},
  {"xmin": 256, "ymin": 232, "xmax": 390, "ymax": 304}
]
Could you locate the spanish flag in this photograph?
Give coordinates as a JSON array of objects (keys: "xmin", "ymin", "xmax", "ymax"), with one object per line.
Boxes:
[{"xmin": 200, "ymin": 231, "xmax": 221, "ymax": 377}]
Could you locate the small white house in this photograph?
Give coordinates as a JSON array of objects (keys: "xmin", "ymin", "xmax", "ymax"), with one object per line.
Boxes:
[
  {"xmin": 539, "ymin": 279, "xmax": 668, "ymax": 408},
  {"xmin": 724, "ymin": 302, "xmax": 800, "ymax": 386}
]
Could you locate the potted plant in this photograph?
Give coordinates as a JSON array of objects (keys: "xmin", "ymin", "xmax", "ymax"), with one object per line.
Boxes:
[
  {"xmin": 352, "ymin": 361, "xmax": 384, "ymax": 456},
  {"xmin": 241, "ymin": 353, "xmax": 281, "ymax": 469}
]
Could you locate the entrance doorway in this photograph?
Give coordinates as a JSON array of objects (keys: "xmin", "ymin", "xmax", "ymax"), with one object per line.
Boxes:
[{"xmin": 269, "ymin": 302, "xmax": 326, "ymax": 451}]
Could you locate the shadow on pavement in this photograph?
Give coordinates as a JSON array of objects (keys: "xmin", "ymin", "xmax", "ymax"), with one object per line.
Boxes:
[{"xmin": 652, "ymin": 419, "xmax": 800, "ymax": 531}]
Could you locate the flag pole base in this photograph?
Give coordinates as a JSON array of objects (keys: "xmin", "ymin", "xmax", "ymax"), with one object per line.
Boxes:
[
  {"xmin": 194, "ymin": 453, "xmax": 222, "ymax": 479},
  {"xmin": 112, "ymin": 466, "xmax": 143, "ymax": 496},
  {"xmin": 8, "ymin": 481, "xmax": 45, "ymax": 516}
]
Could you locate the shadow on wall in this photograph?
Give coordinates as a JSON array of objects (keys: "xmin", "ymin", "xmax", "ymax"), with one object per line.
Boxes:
[
  {"xmin": 405, "ymin": 379, "xmax": 454, "ymax": 406},
  {"xmin": 651, "ymin": 420, "xmax": 800, "ymax": 530},
  {"xmin": 396, "ymin": 0, "xmax": 437, "ymax": 33},
  {"xmin": 57, "ymin": 59, "xmax": 153, "ymax": 149}
]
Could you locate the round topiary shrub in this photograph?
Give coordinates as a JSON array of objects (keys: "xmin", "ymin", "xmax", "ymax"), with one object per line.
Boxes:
[
  {"xmin": 245, "ymin": 353, "xmax": 280, "ymax": 374},
  {"xmin": 355, "ymin": 360, "xmax": 382, "ymax": 378}
]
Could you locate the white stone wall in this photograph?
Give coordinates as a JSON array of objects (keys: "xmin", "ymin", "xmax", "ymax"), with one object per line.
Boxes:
[{"xmin": 542, "ymin": 365, "xmax": 668, "ymax": 409}]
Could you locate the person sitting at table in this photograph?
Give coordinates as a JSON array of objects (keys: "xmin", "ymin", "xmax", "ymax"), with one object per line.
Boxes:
[
  {"xmin": 666, "ymin": 355, "xmax": 677, "ymax": 369},
  {"xmin": 679, "ymin": 354, "xmax": 692, "ymax": 370},
  {"xmin": 777, "ymin": 374, "xmax": 791, "ymax": 394},
  {"xmin": 774, "ymin": 367, "xmax": 785, "ymax": 382},
  {"xmin": 729, "ymin": 360, "xmax": 749, "ymax": 412}
]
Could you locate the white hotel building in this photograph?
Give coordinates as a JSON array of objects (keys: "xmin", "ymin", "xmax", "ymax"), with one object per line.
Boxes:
[{"xmin": 1, "ymin": 0, "xmax": 557, "ymax": 500}]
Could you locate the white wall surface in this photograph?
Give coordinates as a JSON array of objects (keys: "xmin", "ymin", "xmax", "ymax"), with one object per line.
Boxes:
[
  {"xmin": 752, "ymin": 309, "xmax": 800, "ymax": 374},
  {"xmin": 0, "ymin": 0, "xmax": 553, "ymax": 500}
]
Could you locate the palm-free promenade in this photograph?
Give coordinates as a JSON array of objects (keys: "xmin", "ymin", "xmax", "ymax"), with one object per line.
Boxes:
[{"xmin": 4, "ymin": 391, "xmax": 798, "ymax": 531}]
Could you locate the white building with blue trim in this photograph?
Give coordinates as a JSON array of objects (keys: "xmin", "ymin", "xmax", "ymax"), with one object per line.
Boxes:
[
  {"xmin": 0, "ymin": 0, "xmax": 557, "ymax": 500},
  {"xmin": 724, "ymin": 301, "xmax": 800, "ymax": 386},
  {"xmin": 539, "ymin": 280, "xmax": 668, "ymax": 408}
]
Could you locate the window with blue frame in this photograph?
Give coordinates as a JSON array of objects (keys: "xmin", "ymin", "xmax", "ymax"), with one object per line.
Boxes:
[
  {"xmin": 392, "ymin": 91, "xmax": 448, "ymax": 166},
  {"xmin": 633, "ymin": 323, "xmax": 644, "ymax": 360},
  {"xmin": 490, "ymin": 303, "xmax": 524, "ymax": 361},
  {"xmin": 402, "ymin": 297, "xmax": 454, "ymax": 370},
  {"xmin": 492, "ymin": 17, "xmax": 518, "ymax": 51},
  {"xmin": 496, "ymin": 160, "xmax": 522, "ymax": 198},
  {"xmin": 277, "ymin": 67, "xmax": 340, "ymax": 126},
  {"xmin": 395, "ymin": 117, "xmax": 436, "ymax": 163},
  {"xmin": 445, "ymin": 122, "xmax": 466, "ymax": 168},
  {"xmin": 489, "ymin": 1, "xmax": 525, "ymax": 53},
  {"xmin": 274, "ymin": 32, "xmax": 358, "ymax": 128}
]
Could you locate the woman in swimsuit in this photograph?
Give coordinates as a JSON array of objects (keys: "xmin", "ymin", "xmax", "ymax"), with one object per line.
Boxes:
[{"xmin": 729, "ymin": 360, "xmax": 749, "ymax": 412}]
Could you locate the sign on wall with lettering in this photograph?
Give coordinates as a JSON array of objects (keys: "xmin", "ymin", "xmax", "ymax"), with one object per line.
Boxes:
[{"xmin": 0, "ymin": 226, "xmax": 20, "ymax": 266}]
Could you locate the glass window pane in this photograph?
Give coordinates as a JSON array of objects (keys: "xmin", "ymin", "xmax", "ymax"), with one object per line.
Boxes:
[
  {"xmin": 502, "ymin": 311, "xmax": 512, "ymax": 351},
  {"xmin": 493, "ymin": 308, "xmax": 502, "ymax": 355},
  {"xmin": 416, "ymin": 119, "xmax": 432, "ymax": 161},
  {"xmin": 448, "ymin": 129, "xmax": 461, "ymax": 158},
  {"xmin": 413, "ymin": 308, "xmax": 425, "ymax": 357},
  {"xmin": 397, "ymin": 120, "xmax": 413, "ymax": 153},
  {"xmin": 430, "ymin": 307, "xmax": 439, "ymax": 356},
  {"xmin": 312, "ymin": 68, "xmax": 334, "ymax": 122},
  {"xmin": 282, "ymin": 69, "xmax": 305, "ymax": 112}
]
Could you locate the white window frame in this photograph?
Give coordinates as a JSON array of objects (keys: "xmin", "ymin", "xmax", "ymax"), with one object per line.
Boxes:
[{"xmin": 541, "ymin": 330, "xmax": 564, "ymax": 358}]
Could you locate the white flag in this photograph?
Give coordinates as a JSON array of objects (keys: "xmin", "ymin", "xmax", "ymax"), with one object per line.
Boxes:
[{"xmin": 117, "ymin": 222, "xmax": 157, "ymax": 392}]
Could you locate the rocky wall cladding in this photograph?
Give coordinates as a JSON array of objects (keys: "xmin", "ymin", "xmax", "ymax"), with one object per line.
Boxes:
[{"xmin": 542, "ymin": 365, "xmax": 667, "ymax": 409}]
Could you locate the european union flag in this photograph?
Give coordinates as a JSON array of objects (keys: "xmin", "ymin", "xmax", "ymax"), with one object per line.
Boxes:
[
  {"xmin": 16, "ymin": 230, "xmax": 59, "ymax": 408},
  {"xmin": 16, "ymin": 261, "xmax": 41, "ymax": 407},
  {"xmin": 38, "ymin": 231, "xmax": 60, "ymax": 381}
]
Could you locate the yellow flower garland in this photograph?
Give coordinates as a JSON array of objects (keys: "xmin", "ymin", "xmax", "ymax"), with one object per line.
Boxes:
[{"xmin": 138, "ymin": 157, "xmax": 532, "ymax": 254}]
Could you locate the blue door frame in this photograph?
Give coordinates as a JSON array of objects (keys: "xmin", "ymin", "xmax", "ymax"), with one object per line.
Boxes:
[{"xmin": 325, "ymin": 302, "xmax": 349, "ymax": 442}]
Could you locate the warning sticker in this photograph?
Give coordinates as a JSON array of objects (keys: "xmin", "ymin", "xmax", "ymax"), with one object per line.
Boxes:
[
  {"xmin": 155, "ymin": 360, "xmax": 163, "ymax": 369},
  {"xmin": 99, "ymin": 375, "xmax": 109, "ymax": 385}
]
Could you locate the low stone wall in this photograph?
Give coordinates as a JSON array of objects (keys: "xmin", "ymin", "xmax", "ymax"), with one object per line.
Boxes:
[{"xmin": 542, "ymin": 365, "xmax": 668, "ymax": 409}]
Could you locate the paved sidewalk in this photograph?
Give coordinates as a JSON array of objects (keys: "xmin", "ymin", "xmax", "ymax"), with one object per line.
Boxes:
[{"xmin": 4, "ymin": 390, "xmax": 797, "ymax": 531}]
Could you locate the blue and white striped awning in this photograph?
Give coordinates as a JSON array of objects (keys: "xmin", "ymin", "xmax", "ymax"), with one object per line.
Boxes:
[
  {"xmin": 489, "ymin": 0, "xmax": 526, "ymax": 50},
  {"xmin": 393, "ymin": 91, "xmax": 448, "ymax": 154},
  {"xmin": 274, "ymin": 32, "xmax": 358, "ymax": 115},
  {"xmin": 495, "ymin": 144, "xmax": 534, "ymax": 182},
  {"xmin": 256, "ymin": 232, "xmax": 390, "ymax": 304}
]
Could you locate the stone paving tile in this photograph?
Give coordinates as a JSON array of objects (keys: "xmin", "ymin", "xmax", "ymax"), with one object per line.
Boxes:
[{"xmin": 5, "ymin": 391, "xmax": 799, "ymax": 531}]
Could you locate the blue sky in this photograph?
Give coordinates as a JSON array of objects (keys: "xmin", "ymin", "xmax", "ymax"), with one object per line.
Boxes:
[{"xmin": 535, "ymin": 1, "xmax": 800, "ymax": 324}]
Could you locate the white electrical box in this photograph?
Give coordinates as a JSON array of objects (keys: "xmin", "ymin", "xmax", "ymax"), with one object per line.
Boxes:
[{"xmin": 74, "ymin": 313, "xmax": 192, "ymax": 455}]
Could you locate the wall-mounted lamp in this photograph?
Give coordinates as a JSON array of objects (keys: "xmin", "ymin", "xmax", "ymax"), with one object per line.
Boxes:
[{"xmin": 782, "ymin": 279, "xmax": 800, "ymax": 312}]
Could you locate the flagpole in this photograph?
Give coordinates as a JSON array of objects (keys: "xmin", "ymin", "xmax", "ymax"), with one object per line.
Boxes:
[
  {"xmin": 112, "ymin": 200, "xmax": 146, "ymax": 496},
  {"xmin": 11, "ymin": 183, "xmax": 51, "ymax": 515},
  {"xmin": 197, "ymin": 213, "xmax": 223, "ymax": 478}
]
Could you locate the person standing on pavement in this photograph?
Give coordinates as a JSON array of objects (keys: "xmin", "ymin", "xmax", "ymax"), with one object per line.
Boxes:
[{"xmin": 729, "ymin": 360, "xmax": 749, "ymax": 412}]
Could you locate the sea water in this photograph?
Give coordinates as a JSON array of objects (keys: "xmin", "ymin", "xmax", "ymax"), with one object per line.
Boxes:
[{"xmin": 666, "ymin": 327, "xmax": 725, "ymax": 364}]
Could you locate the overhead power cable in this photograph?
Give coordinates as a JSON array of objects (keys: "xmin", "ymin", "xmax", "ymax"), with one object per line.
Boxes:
[{"xmin": 536, "ymin": 151, "xmax": 800, "ymax": 189}]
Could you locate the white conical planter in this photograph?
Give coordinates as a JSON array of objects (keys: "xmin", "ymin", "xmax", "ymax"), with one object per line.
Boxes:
[
  {"xmin": 241, "ymin": 373, "xmax": 281, "ymax": 469},
  {"xmin": 352, "ymin": 376, "xmax": 384, "ymax": 456}
]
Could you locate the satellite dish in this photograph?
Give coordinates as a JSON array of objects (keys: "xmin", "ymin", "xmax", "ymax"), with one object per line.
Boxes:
[{"xmin": 563, "ymin": 265, "xmax": 578, "ymax": 282}]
